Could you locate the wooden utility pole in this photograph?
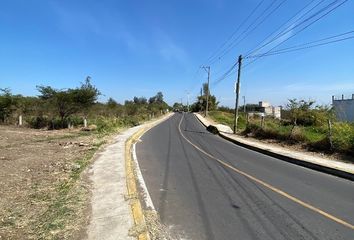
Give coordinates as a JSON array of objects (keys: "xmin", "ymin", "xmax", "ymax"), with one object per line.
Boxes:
[
  {"xmin": 202, "ymin": 66, "xmax": 211, "ymax": 117},
  {"xmin": 243, "ymin": 96, "xmax": 246, "ymax": 113},
  {"xmin": 233, "ymin": 55, "xmax": 242, "ymax": 134}
]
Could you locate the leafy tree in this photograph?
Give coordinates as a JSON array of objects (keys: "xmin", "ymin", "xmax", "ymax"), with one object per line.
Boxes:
[
  {"xmin": 73, "ymin": 76, "xmax": 100, "ymax": 114},
  {"xmin": 133, "ymin": 96, "xmax": 148, "ymax": 105},
  {"xmin": 107, "ymin": 97, "xmax": 118, "ymax": 109},
  {"xmin": 148, "ymin": 96, "xmax": 156, "ymax": 104},
  {"xmin": 37, "ymin": 86, "xmax": 76, "ymax": 125},
  {"xmin": 156, "ymin": 92, "xmax": 164, "ymax": 103},
  {"xmin": 124, "ymin": 100, "xmax": 139, "ymax": 116},
  {"xmin": 286, "ymin": 99, "xmax": 315, "ymax": 126},
  {"xmin": 148, "ymin": 92, "xmax": 164, "ymax": 104},
  {"xmin": 172, "ymin": 102, "xmax": 183, "ymax": 111},
  {"xmin": 0, "ymin": 88, "xmax": 17, "ymax": 122},
  {"xmin": 285, "ymin": 99, "xmax": 332, "ymax": 126},
  {"xmin": 192, "ymin": 83, "xmax": 219, "ymax": 112},
  {"xmin": 37, "ymin": 77, "xmax": 100, "ymax": 127}
]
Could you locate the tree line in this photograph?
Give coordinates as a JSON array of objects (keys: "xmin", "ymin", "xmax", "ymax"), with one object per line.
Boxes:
[{"xmin": 0, "ymin": 77, "xmax": 170, "ymax": 129}]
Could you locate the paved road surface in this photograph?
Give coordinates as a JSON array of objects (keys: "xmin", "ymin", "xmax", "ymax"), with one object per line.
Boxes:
[{"xmin": 136, "ymin": 113, "xmax": 354, "ymax": 240}]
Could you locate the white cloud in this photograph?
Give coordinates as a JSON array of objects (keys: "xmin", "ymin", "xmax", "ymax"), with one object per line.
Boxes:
[
  {"xmin": 159, "ymin": 42, "xmax": 187, "ymax": 62},
  {"xmin": 49, "ymin": 1, "xmax": 102, "ymax": 36},
  {"xmin": 153, "ymin": 30, "xmax": 188, "ymax": 64}
]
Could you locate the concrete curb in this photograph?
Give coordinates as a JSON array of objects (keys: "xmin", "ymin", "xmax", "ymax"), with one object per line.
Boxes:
[
  {"xmin": 125, "ymin": 114, "xmax": 173, "ymax": 240},
  {"xmin": 193, "ymin": 113, "xmax": 354, "ymax": 181},
  {"xmin": 126, "ymin": 128, "xmax": 150, "ymax": 240}
]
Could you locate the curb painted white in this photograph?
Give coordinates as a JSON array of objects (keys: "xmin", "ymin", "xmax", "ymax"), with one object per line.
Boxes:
[{"xmin": 132, "ymin": 142, "xmax": 156, "ymax": 211}]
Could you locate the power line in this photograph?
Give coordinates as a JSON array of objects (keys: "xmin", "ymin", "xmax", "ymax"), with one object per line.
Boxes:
[
  {"xmin": 245, "ymin": 0, "xmax": 341, "ymax": 58},
  {"xmin": 213, "ymin": 1, "xmax": 346, "ymax": 82},
  {"xmin": 206, "ymin": 0, "xmax": 266, "ymax": 64},
  {"xmin": 210, "ymin": 0, "xmax": 348, "ymax": 85},
  {"xmin": 208, "ymin": 0, "xmax": 282, "ymax": 65},
  {"xmin": 243, "ymin": 0, "xmax": 349, "ymax": 69},
  {"xmin": 212, "ymin": 62, "xmax": 238, "ymax": 85},
  {"xmin": 211, "ymin": 0, "xmax": 288, "ymax": 64},
  {"xmin": 248, "ymin": 30, "xmax": 354, "ymax": 57},
  {"xmin": 209, "ymin": 0, "xmax": 321, "ymax": 86},
  {"xmin": 244, "ymin": 0, "xmax": 321, "ymax": 57},
  {"xmin": 246, "ymin": 34, "xmax": 354, "ymax": 58}
]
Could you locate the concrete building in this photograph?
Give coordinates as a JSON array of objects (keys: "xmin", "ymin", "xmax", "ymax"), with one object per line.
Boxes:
[
  {"xmin": 332, "ymin": 94, "xmax": 354, "ymax": 122},
  {"xmin": 257, "ymin": 101, "xmax": 281, "ymax": 119}
]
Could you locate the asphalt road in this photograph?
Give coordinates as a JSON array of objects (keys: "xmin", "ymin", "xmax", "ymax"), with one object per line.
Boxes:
[{"xmin": 136, "ymin": 113, "xmax": 354, "ymax": 240}]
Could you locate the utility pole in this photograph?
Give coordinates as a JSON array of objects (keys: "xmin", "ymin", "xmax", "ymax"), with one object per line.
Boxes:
[
  {"xmin": 187, "ymin": 92, "xmax": 190, "ymax": 112},
  {"xmin": 243, "ymin": 96, "xmax": 246, "ymax": 113},
  {"xmin": 201, "ymin": 66, "xmax": 211, "ymax": 117},
  {"xmin": 233, "ymin": 55, "xmax": 242, "ymax": 134}
]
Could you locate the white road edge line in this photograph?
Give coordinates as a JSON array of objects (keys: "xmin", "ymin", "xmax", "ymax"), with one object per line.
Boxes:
[{"xmin": 132, "ymin": 142, "xmax": 156, "ymax": 211}]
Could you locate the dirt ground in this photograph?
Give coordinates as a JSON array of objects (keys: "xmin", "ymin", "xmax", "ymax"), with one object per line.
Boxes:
[{"xmin": 0, "ymin": 125, "xmax": 108, "ymax": 239}]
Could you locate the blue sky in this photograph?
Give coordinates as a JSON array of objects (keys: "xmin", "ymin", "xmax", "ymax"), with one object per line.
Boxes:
[{"xmin": 0, "ymin": 0, "xmax": 353, "ymax": 107}]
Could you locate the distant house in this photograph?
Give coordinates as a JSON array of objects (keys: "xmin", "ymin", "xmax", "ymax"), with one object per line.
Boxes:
[
  {"xmin": 248, "ymin": 101, "xmax": 281, "ymax": 119},
  {"xmin": 332, "ymin": 94, "xmax": 354, "ymax": 122},
  {"xmin": 258, "ymin": 101, "xmax": 281, "ymax": 119}
]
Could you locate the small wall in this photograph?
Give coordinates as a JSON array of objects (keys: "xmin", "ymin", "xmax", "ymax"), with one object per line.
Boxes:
[{"xmin": 333, "ymin": 99, "xmax": 354, "ymax": 122}]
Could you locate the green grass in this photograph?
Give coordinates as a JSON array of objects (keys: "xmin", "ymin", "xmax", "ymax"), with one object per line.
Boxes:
[
  {"xmin": 208, "ymin": 111, "xmax": 247, "ymax": 131},
  {"xmin": 302, "ymin": 126, "xmax": 327, "ymax": 142},
  {"xmin": 208, "ymin": 110, "xmax": 354, "ymax": 155}
]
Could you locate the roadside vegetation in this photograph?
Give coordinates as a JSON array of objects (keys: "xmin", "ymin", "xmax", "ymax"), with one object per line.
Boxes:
[
  {"xmin": 183, "ymin": 82, "xmax": 353, "ymax": 159},
  {"xmin": 0, "ymin": 77, "xmax": 169, "ymax": 131},
  {"xmin": 206, "ymin": 100, "xmax": 354, "ymax": 158},
  {"xmin": 0, "ymin": 78, "xmax": 170, "ymax": 239}
]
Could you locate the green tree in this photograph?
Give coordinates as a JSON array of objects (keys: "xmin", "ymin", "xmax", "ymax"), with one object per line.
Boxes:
[
  {"xmin": 172, "ymin": 102, "xmax": 183, "ymax": 111},
  {"xmin": 133, "ymin": 96, "xmax": 148, "ymax": 105},
  {"xmin": 107, "ymin": 97, "xmax": 118, "ymax": 109},
  {"xmin": 0, "ymin": 88, "xmax": 17, "ymax": 122},
  {"xmin": 286, "ymin": 99, "xmax": 319, "ymax": 126},
  {"xmin": 156, "ymin": 92, "xmax": 164, "ymax": 103},
  {"xmin": 148, "ymin": 92, "xmax": 164, "ymax": 104},
  {"xmin": 37, "ymin": 77, "xmax": 100, "ymax": 127},
  {"xmin": 192, "ymin": 83, "xmax": 219, "ymax": 112},
  {"xmin": 73, "ymin": 76, "xmax": 100, "ymax": 114}
]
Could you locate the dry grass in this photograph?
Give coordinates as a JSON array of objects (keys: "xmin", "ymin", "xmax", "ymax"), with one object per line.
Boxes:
[
  {"xmin": 0, "ymin": 125, "xmax": 115, "ymax": 239},
  {"xmin": 144, "ymin": 210, "xmax": 178, "ymax": 240}
]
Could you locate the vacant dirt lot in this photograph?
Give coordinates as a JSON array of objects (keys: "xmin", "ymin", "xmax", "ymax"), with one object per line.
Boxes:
[{"xmin": 0, "ymin": 125, "xmax": 107, "ymax": 239}]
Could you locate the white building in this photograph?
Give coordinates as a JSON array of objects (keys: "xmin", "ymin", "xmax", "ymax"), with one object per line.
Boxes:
[
  {"xmin": 332, "ymin": 94, "xmax": 354, "ymax": 122},
  {"xmin": 257, "ymin": 101, "xmax": 281, "ymax": 119}
]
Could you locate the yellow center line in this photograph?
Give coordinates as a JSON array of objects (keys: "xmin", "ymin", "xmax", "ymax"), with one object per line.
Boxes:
[{"xmin": 178, "ymin": 113, "xmax": 354, "ymax": 230}]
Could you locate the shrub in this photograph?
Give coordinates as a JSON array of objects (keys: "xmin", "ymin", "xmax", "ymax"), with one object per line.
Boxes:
[
  {"xmin": 308, "ymin": 137, "xmax": 332, "ymax": 152},
  {"xmin": 289, "ymin": 127, "xmax": 306, "ymax": 143},
  {"xmin": 93, "ymin": 117, "xmax": 119, "ymax": 133},
  {"xmin": 332, "ymin": 122, "xmax": 354, "ymax": 154},
  {"xmin": 27, "ymin": 116, "xmax": 51, "ymax": 129},
  {"xmin": 68, "ymin": 116, "xmax": 84, "ymax": 127}
]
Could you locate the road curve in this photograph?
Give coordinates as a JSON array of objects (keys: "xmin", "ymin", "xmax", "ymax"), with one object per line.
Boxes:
[{"xmin": 136, "ymin": 113, "xmax": 354, "ymax": 240}]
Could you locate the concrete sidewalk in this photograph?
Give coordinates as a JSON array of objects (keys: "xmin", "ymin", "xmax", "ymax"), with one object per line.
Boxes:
[
  {"xmin": 194, "ymin": 113, "xmax": 354, "ymax": 180},
  {"xmin": 87, "ymin": 125, "xmax": 142, "ymax": 240},
  {"xmin": 87, "ymin": 114, "xmax": 172, "ymax": 240}
]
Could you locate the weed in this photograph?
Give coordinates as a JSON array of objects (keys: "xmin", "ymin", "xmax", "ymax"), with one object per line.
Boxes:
[{"xmin": 209, "ymin": 110, "xmax": 354, "ymax": 156}]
